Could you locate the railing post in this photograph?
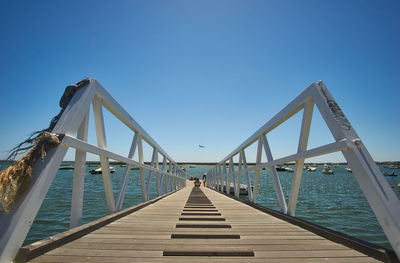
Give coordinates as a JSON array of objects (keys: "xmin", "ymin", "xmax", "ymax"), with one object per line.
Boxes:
[
  {"xmin": 214, "ymin": 167, "xmax": 218, "ymax": 191},
  {"xmin": 261, "ymin": 134, "xmax": 288, "ymax": 214},
  {"xmin": 168, "ymin": 163, "xmax": 172, "ymax": 192},
  {"xmin": 223, "ymin": 163, "xmax": 227, "ymax": 193},
  {"xmin": 226, "ymin": 162, "xmax": 231, "ymax": 194},
  {"xmin": 241, "ymin": 150, "xmax": 253, "ymax": 201},
  {"xmin": 146, "ymin": 148, "xmax": 157, "ymax": 200},
  {"xmin": 173, "ymin": 165, "xmax": 176, "ymax": 190},
  {"xmin": 217, "ymin": 166, "xmax": 221, "ymax": 192},
  {"xmin": 216, "ymin": 167, "xmax": 218, "ymax": 190},
  {"xmin": 155, "ymin": 153, "xmax": 160, "ymax": 196},
  {"xmin": 137, "ymin": 134, "xmax": 147, "ymax": 201},
  {"xmin": 160, "ymin": 156, "xmax": 167, "ymax": 194},
  {"xmin": 220, "ymin": 165, "xmax": 223, "ymax": 192},
  {"xmin": 230, "ymin": 157, "xmax": 237, "ymax": 196},
  {"xmin": 93, "ymin": 96, "xmax": 115, "ymax": 213},
  {"xmin": 237, "ymin": 153, "xmax": 242, "ymax": 197},
  {"xmin": 115, "ymin": 132, "xmax": 138, "ymax": 211},
  {"xmin": 165, "ymin": 163, "xmax": 169, "ymax": 192},
  {"xmin": 175, "ymin": 166, "xmax": 178, "ymax": 190},
  {"xmin": 252, "ymin": 137, "xmax": 263, "ymax": 203},
  {"xmin": 288, "ymin": 100, "xmax": 313, "ymax": 216},
  {"xmin": 70, "ymin": 110, "xmax": 89, "ymax": 228},
  {"xmin": 211, "ymin": 170, "xmax": 213, "ymax": 189},
  {"xmin": 171, "ymin": 165, "xmax": 176, "ymax": 190}
]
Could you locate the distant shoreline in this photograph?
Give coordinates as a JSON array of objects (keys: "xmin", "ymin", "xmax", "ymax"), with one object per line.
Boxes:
[{"xmin": 1, "ymin": 160, "xmax": 399, "ymax": 166}]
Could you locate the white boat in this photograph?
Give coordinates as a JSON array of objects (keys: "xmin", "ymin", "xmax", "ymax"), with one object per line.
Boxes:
[
  {"xmin": 345, "ymin": 167, "xmax": 352, "ymax": 173},
  {"xmin": 90, "ymin": 167, "xmax": 116, "ymax": 174},
  {"xmin": 307, "ymin": 166, "xmax": 317, "ymax": 172},
  {"xmin": 284, "ymin": 167, "xmax": 294, "ymax": 172},
  {"xmin": 384, "ymin": 171, "xmax": 397, "ymax": 177},
  {"xmin": 218, "ymin": 183, "xmax": 252, "ymax": 195},
  {"xmin": 322, "ymin": 165, "xmax": 334, "ymax": 174},
  {"xmin": 59, "ymin": 165, "xmax": 74, "ymax": 170},
  {"xmin": 276, "ymin": 166, "xmax": 286, "ymax": 171}
]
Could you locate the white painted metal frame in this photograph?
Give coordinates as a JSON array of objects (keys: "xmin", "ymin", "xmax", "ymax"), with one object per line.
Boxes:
[
  {"xmin": 206, "ymin": 81, "xmax": 400, "ymax": 258},
  {"xmin": 0, "ymin": 79, "xmax": 186, "ymax": 263}
]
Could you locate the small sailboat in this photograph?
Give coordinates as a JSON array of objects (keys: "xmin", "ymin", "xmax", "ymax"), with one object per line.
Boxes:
[
  {"xmin": 90, "ymin": 167, "xmax": 116, "ymax": 174},
  {"xmin": 384, "ymin": 171, "xmax": 397, "ymax": 177}
]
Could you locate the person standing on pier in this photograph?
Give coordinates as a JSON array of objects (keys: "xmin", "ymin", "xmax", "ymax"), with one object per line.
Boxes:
[{"xmin": 202, "ymin": 173, "xmax": 207, "ymax": 186}]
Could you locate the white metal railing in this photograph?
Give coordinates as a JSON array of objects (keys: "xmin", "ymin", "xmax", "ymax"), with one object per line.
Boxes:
[
  {"xmin": 0, "ymin": 79, "xmax": 186, "ymax": 262},
  {"xmin": 206, "ymin": 81, "xmax": 400, "ymax": 259}
]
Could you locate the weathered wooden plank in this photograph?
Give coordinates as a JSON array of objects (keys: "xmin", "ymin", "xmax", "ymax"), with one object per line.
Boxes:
[
  {"xmin": 62, "ymin": 242, "xmax": 355, "ymax": 251},
  {"xmin": 100, "ymin": 226, "xmax": 309, "ymax": 232},
  {"xmin": 73, "ymin": 237, "xmax": 329, "ymax": 245},
  {"xmin": 254, "ymin": 249, "xmax": 371, "ymax": 258},
  {"xmin": 29, "ymin": 255, "xmax": 379, "ymax": 263},
  {"xmin": 92, "ymin": 229, "xmax": 316, "ymax": 236},
  {"xmin": 46, "ymin": 248, "xmax": 162, "ymax": 257}
]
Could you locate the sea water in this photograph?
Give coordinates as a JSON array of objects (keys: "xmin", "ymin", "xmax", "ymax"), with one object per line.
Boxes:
[{"xmin": 0, "ymin": 162, "xmax": 399, "ymax": 249}]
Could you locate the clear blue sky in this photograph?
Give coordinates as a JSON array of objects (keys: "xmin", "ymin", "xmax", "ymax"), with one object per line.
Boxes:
[{"xmin": 0, "ymin": 0, "xmax": 399, "ymax": 163}]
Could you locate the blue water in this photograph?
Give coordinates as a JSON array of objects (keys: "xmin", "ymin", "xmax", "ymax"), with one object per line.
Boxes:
[
  {"xmin": 0, "ymin": 162, "xmax": 399, "ymax": 249},
  {"xmin": 253, "ymin": 165, "xmax": 400, "ymax": 248}
]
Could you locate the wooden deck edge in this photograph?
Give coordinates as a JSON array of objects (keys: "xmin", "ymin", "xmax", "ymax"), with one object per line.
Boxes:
[
  {"xmin": 15, "ymin": 189, "xmax": 181, "ymax": 263},
  {"xmin": 209, "ymin": 188, "xmax": 399, "ymax": 263}
]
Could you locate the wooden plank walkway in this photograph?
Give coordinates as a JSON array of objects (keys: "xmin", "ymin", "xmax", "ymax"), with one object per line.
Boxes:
[{"xmin": 26, "ymin": 182, "xmax": 382, "ymax": 263}]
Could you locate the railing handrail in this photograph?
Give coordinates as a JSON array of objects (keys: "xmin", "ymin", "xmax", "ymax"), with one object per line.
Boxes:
[
  {"xmin": 0, "ymin": 78, "xmax": 186, "ymax": 263},
  {"xmin": 206, "ymin": 81, "xmax": 400, "ymax": 259},
  {"xmin": 215, "ymin": 89, "xmax": 313, "ymax": 166},
  {"xmin": 94, "ymin": 84, "xmax": 180, "ymax": 166}
]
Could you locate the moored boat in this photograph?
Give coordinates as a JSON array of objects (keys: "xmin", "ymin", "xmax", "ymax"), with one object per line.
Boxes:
[
  {"xmin": 322, "ymin": 165, "xmax": 334, "ymax": 174},
  {"xmin": 284, "ymin": 167, "xmax": 294, "ymax": 172},
  {"xmin": 307, "ymin": 166, "xmax": 317, "ymax": 172},
  {"xmin": 90, "ymin": 167, "xmax": 116, "ymax": 174},
  {"xmin": 384, "ymin": 171, "xmax": 397, "ymax": 177},
  {"xmin": 276, "ymin": 166, "xmax": 286, "ymax": 171},
  {"xmin": 59, "ymin": 165, "xmax": 74, "ymax": 170}
]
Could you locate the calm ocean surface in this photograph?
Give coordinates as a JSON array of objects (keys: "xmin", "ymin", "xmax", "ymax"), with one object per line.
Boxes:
[{"xmin": 0, "ymin": 161, "xmax": 399, "ymax": 249}]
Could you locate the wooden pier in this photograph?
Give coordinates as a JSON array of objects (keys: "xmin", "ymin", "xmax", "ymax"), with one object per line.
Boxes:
[{"xmin": 18, "ymin": 182, "xmax": 390, "ymax": 263}]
